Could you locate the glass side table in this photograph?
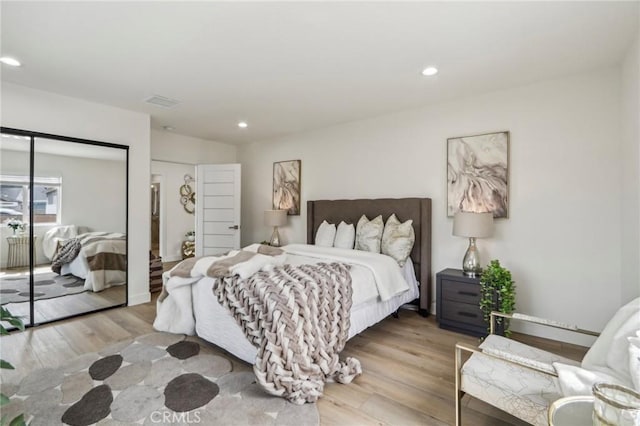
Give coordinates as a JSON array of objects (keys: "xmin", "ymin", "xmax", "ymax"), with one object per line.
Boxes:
[{"xmin": 548, "ymin": 395, "xmax": 595, "ymax": 426}]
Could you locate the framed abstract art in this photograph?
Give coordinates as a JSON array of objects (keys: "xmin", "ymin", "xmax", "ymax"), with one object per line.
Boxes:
[
  {"xmin": 447, "ymin": 131, "xmax": 509, "ymax": 218},
  {"xmin": 273, "ymin": 159, "xmax": 301, "ymax": 215}
]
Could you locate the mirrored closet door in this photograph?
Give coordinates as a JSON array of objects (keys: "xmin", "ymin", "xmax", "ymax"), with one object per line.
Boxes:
[{"xmin": 0, "ymin": 127, "xmax": 128, "ymax": 327}]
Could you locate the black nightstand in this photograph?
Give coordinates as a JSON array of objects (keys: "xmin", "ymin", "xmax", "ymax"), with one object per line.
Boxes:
[{"xmin": 436, "ymin": 268, "xmax": 487, "ymax": 337}]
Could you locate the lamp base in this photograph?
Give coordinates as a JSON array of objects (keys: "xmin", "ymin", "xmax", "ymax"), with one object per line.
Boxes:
[
  {"xmin": 269, "ymin": 227, "xmax": 281, "ymax": 247},
  {"xmin": 462, "ymin": 237, "xmax": 483, "ymax": 277}
]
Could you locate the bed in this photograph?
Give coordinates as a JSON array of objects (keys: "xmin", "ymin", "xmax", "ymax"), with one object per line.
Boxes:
[
  {"xmin": 157, "ymin": 197, "xmax": 431, "ymax": 362},
  {"xmin": 44, "ymin": 226, "xmax": 127, "ymax": 292},
  {"xmin": 154, "ymin": 197, "xmax": 431, "ymax": 402},
  {"xmin": 306, "ymin": 197, "xmax": 432, "ymax": 315}
]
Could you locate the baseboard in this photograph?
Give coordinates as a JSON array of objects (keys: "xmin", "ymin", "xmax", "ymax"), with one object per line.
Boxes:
[{"xmin": 128, "ymin": 291, "xmax": 151, "ymax": 306}]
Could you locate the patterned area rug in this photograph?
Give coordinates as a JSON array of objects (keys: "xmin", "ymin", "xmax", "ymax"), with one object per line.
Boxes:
[
  {"xmin": 0, "ymin": 272, "xmax": 86, "ymax": 305},
  {"xmin": 2, "ymin": 332, "xmax": 320, "ymax": 426}
]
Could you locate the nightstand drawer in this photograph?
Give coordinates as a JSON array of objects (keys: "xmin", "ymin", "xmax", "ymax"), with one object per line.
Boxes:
[
  {"xmin": 441, "ymin": 280, "xmax": 481, "ymax": 304},
  {"xmin": 441, "ymin": 300, "xmax": 485, "ymax": 327}
]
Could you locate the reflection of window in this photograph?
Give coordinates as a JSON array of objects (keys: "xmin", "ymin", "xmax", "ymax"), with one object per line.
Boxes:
[{"xmin": 0, "ymin": 175, "xmax": 62, "ymax": 225}]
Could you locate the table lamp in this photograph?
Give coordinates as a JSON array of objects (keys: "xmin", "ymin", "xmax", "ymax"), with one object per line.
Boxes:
[
  {"xmin": 264, "ymin": 209, "xmax": 287, "ymax": 247},
  {"xmin": 453, "ymin": 211, "xmax": 494, "ymax": 276}
]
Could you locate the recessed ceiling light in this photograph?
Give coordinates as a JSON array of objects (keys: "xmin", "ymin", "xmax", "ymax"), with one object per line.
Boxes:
[
  {"xmin": 163, "ymin": 125, "xmax": 174, "ymax": 131},
  {"xmin": 422, "ymin": 66, "xmax": 438, "ymax": 77},
  {"xmin": 237, "ymin": 121, "xmax": 248, "ymax": 129},
  {"xmin": 0, "ymin": 57, "xmax": 21, "ymax": 67}
]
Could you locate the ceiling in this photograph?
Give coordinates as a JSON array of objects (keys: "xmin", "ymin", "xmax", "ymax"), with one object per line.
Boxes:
[{"xmin": 1, "ymin": 1, "xmax": 638, "ymax": 144}]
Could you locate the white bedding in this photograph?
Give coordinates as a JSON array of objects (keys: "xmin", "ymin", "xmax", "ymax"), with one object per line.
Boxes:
[
  {"xmin": 59, "ymin": 233, "xmax": 126, "ymax": 292},
  {"xmin": 156, "ymin": 244, "xmax": 419, "ymax": 364}
]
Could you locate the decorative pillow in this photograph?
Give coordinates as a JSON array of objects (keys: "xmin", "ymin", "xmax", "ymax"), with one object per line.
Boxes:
[
  {"xmin": 381, "ymin": 214, "xmax": 415, "ymax": 267},
  {"xmin": 355, "ymin": 215, "xmax": 384, "ymax": 253},
  {"xmin": 314, "ymin": 220, "xmax": 336, "ymax": 247},
  {"xmin": 554, "ymin": 362, "xmax": 630, "ymax": 397},
  {"xmin": 583, "ymin": 297, "xmax": 640, "ymax": 372},
  {"xmin": 629, "ymin": 335, "xmax": 640, "ymax": 391},
  {"xmin": 334, "ymin": 221, "xmax": 355, "ymax": 249},
  {"xmin": 605, "ymin": 310, "xmax": 640, "ymax": 378},
  {"xmin": 42, "ymin": 225, "xmax": 78, "ymax": 260}
]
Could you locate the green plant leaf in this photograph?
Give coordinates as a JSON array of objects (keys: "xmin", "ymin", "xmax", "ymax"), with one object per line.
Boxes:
[
  {"xmin": 8, "ymin": 414, "xmax": 25, "ymax": 426},
  {"xmin": 0, "ymin": 393, "xmax": 9, "ymax": 406},
  {"xmin": 478, "ymin": 259, "xmax": 516, "ymax": 335},
  {"xmin": 0, "ymin": 360, "xmax": 15, "ymax": 370},
  {"xmin": 5, "ymin": 319, "xmax": 24, "ymax": 331},
  {"xmin": 0, "ymin": 307, "xmax": 25, "ymax": 334}
]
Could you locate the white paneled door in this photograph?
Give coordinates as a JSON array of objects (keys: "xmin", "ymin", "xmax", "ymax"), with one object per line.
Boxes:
[{"xmin": 195, "ymin": 164, "xmax": 241, "ymax": 256}]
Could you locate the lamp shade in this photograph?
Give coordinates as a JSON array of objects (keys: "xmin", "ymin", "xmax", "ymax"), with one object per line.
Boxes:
[
  {"xmin": 453, "ymin": 211, "xmax": 494, "ymax": 238},
  {"xmin": 264, "ymin": 209, "xmax": 287, "ymax": 227}
]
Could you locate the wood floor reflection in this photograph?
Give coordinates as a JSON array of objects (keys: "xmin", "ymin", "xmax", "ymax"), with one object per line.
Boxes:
[{"xmin": 3, "ymin": 283, "xmax": 126, "ymax": 324}]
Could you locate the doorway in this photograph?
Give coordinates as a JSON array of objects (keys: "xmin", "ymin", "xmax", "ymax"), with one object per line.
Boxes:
[{"xmin": 150, "ymin": 179, "xmax": 161, "ymax": 257}]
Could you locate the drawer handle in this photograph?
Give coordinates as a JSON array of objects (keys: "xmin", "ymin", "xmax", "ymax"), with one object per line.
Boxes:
[
  {"xmin": 458, "ymin": 291, "xmax": 478, "ymax": 297},
  {"xmin": 458, "ymin": 312, "xmax": 478, "ymax": 318}
]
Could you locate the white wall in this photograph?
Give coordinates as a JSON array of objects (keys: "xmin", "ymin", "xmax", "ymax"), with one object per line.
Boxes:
[
  {"xmin": 239, "ymin": 67, "xmax": 624, "ymax": 344},
  {"xmin": 1, "ymin": 82, "xmax": 151, "ymax": 305},
  {"xmin": 150, "ymin": 129, "xmax": 237, "ymax": 260},
  {"xmin": 151, "ymin": 129, "xmax": 236, "ymax": 164},
  {"xmin": 621, "ymin": 27, "xmax": 640, "ymax": 305},
  {"xmin": 0, "ymin": 150, "xmax": 127, "ymax": 267}
]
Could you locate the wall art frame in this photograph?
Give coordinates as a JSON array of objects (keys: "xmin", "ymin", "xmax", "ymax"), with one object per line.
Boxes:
[
  {"xmin": 447, "ymin": 131, "xmax": 509, "ymax": 218},
  {"xmin": 273, "ymin": 159, "xmax": 301, "ymax": 215}
]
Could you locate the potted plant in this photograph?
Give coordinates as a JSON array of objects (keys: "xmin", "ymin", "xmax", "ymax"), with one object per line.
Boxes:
[
  {"xmin": 1, "ymin": 307, "xmax": 26, "ymax": 426},
  {"xmin": 479, "ymin": 260, "xmax": 516, "ymax": 336},
  {"xmin": 185, "ymin": 231, "xmax": 195, "ymax": 242},
  {"xmin": 3, "ymin": 219, "xmax": 23, "ymax": 236}
]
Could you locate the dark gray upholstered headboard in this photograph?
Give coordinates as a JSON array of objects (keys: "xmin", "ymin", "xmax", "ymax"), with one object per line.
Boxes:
[{"xmin": 306, "ymin": 198, "xmax": 432, "ymax": 316}]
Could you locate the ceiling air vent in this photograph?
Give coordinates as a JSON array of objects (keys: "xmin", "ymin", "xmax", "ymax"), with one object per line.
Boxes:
[{"xmin": 144, "ymin": 95, "xmax": 180, "ymax": 108}]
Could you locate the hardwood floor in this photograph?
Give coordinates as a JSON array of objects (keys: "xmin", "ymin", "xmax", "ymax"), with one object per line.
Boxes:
[{"xmin": 0, "ymin": 297, "xmax": 588, "ymax": 425}]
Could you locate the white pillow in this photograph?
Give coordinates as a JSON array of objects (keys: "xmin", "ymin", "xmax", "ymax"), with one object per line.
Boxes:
[
  {"xmin": 42, "ymin": 225, "xmax": 78, "ymax": 260},
  {"xmin": 554, "ymin": 362, "xmax": 630, "ymax": 397},
  {"xmin": 355, "ymin": 215, "xmax": 384, "ymax": 253},
  {"xmin": 629, "ymin": 335, "xmax": 640, "ymax": 391},
  {"xmin": 605, "ymin": 310, "xmax": 640, "ymax": 378},
  {"xmin": 583, "ymin": 297, "xmax": 640, "ymax": 372},
  {"xmin": 315, "ymin": 220, "xmax": 336, "ymax": 247},
  {"xmin": 381, "ymin": 214, "xmax": 415, "ymax": 267},
  {"xmin": 334, "ymin": 221, "xmax": 355, "ymax": 249}
]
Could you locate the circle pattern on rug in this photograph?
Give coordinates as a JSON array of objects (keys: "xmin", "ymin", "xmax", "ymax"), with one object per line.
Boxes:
[
  {"xmin": 19, "ymin": 292, "xmax": 44, "ymax": 297},
  {"xmin": 1, "ymin": 272, "xmax": 87, "ymax": 304},
  {"xmin": 89, "ymin": 354, "xmax": 123, "ymax": 380},
  {"xmin": 164, "ymin": 373, "xmax": 219, "ymax": 412},
  {"xmin": 61, "ymin": 384, "xmax": 113, "ymax": 426},
  {"xmin": 166, "ymin": 341, "xmax": 200, "ymax": 359},
  {"xmin": 6, "ymin": 332, "xmax": 320, "ymax": 426}
]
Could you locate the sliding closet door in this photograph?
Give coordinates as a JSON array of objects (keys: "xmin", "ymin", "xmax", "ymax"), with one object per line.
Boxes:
[
  {"xmin": 32, "ymin": 137, "xmax": 128, "ymax": 323},
  {"xmin": 0, "ymin": 132, "xmax": 35, "ymax": 327}
]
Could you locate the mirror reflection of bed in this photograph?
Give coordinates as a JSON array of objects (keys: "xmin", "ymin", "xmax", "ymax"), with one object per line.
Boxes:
[{"xmin": 0, "ymin": 130, "xmax": 128, "ymax": 325}]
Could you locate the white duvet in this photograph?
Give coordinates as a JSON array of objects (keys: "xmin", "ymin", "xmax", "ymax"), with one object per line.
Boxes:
[
  {"xmin": 154, "ymin": 243, "xmax": 412, "ymax": 343},
  {"xmin": 282, "ymin": 244, "xmax": 409, "ymax": 302}
]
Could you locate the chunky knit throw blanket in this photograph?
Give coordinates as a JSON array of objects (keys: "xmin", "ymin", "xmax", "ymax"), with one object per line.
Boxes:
[
  {"xmin": 51, "ymin": 238, "xmax": 81, "ymax": 274},
  {"xmin": 213, "ymin": 262, "xmax": 362, "ymax": 404}
]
